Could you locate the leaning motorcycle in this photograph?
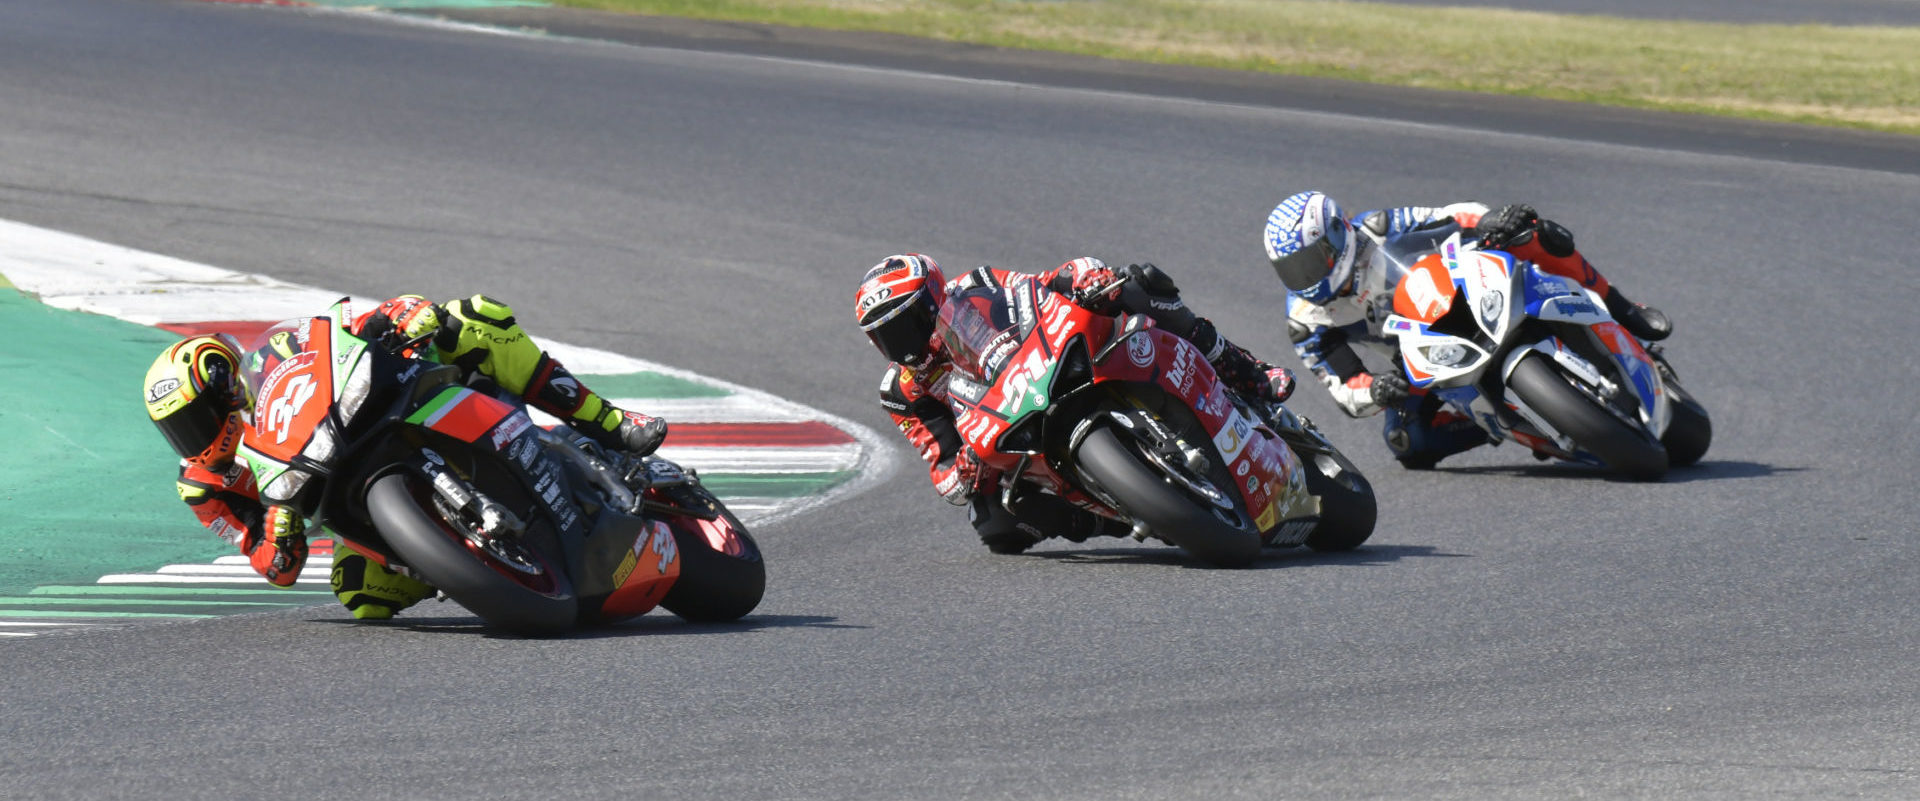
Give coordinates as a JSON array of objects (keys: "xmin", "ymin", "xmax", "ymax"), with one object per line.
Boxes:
[
  {"xmin": 234, "ymin": 299, "xmax": 764, "ymax": 635},
  {"xmin": 1370, "ymin": 228, "xmax": 1711, "ymax": 481},
  {"xmin": 935, "ymin": 280, "xmax": 1375, "ymax": 568}
]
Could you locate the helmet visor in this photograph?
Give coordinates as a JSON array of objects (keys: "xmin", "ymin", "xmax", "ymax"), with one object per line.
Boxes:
[
  {"xmin": 154, "ymin": 387, "xmax": 231, "ymax": 461},
  {"xmin": 862, "ymin": 292, "xmax": 940, "ymax": 366},
  {"xmin": 1270, "ymin": 221, "xmax": 1349, "ymax": 292}
]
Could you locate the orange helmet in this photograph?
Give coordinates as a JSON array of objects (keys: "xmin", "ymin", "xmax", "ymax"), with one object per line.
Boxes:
[
  {"xmin": 143, "ymin": 334, "xmax": 245, "ymax": 465},
  {"xmin": 855, "ymin": 253, "xmax": 946, "ymax": 367}
]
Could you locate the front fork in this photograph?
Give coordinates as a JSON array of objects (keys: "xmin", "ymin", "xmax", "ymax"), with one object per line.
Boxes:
[{"xmin": 416, "ymin": 448, "xmax": 525, "ymax": 541}]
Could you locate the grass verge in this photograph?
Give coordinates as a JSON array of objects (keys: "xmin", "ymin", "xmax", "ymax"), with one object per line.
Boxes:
[{"xmin": 548, "ymin": 0, "xmax": 1920, "ymax": 135}]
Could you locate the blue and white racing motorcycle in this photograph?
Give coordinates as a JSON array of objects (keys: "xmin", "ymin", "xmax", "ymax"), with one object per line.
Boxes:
[{"xmin": 1372, "ymin": 228, "xmax": 1711, "ymax": 481}]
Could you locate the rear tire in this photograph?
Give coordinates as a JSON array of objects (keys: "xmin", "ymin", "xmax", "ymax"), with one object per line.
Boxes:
[
  {"xmin": 1301, "ymin": 457, "xmax": 1377, "ymax": 552},
  {"xmin": 367, "ymin": 473, "xmax": 577, "ymax": 635},
  {"xmin": 1661, "ymin": 389, "xmax": 1713, "ymax": 468},
  {"xmin": 1074, "ymin": 426, "xmax": 1261, "ymax": 568},
  {"xmin": 1507, "ymin": 354, "xmax": 1668, "ymax": 481},
  {"xmin": 659, "ymin": 502, "xmax": 765, "ymax": 623}
]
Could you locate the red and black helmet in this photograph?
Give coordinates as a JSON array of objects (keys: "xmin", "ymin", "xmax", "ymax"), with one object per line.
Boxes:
[{"xmin": 855, "ymin": 253, "xmax": 947, "ymax": 367}]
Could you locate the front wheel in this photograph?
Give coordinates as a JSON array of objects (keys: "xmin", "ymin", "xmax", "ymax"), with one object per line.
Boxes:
[
  {"xmin": 1507, "ymin": 354, "xmax": 1668, "ymax": 481},
  {"xmin": 366, "ymin": 473, "xmax": 577, "ymax": 635},
  {"xmin": 1074, "ymin": 426, "xmax": 1261, "ymax": 568}
]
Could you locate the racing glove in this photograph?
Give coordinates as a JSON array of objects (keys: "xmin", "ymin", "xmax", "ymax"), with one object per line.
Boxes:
[
  {"xmin": 1266, "ymin": 366, "xmax": 1296, "ymax": 404},
  {"xmin": 932, "ymin": 448, "xmax": 986, "ymax": 506},
  {"xmin": 1065, "ymin": 257, "xmax": 1122, "ymax": 313},
  {"xmin": 1474, "ymin": 203, "xmax": 1542, "ymax": 250},
  {"xmin": 1324, "ymin": 371, "xmax": 1408, "ymax": 418},
  {"xmin": 612, "ymin": 410, "xmax": 669, "ymax": 457},
  {"xmin": 250, "ymin": 505, "xmax": 309, "ymax": 587}
]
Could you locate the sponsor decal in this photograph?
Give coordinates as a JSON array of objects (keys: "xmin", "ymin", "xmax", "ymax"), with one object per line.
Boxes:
[
  {"xmin": 263, "ymin": 370, "xmax": 318, "ymax": 445},
  {"xmin": 1213, "ymin": 409, "xmax": 1252, "ymax": 463},
  {"xmin": 1164, "ymin": 342, "xmax": 1199, "ymax": 394},
  {"xmin": 1043, "ymin": 298, "xmax": 1076, "ymax": 350},
  {"xmin": 1126, "ymin": 333, "xmax": 1154, "ymax": 367},
  {"xmin": 980, "ymin": 333, "xmax": 1020, "ymax": 378},
  {"xmin": 1014, "ymin": 285, "xmax": 1035, "ymax": 329},
  {"xmin": 1254, "ymin": 499, "xmax": 1278, "ymax": 532},
  {"xmin": 995, "ymin": 349, "xmax": 1051, "ymax": 414},
  {"xmin": 208, "ymin": 516, "xmax": 240, "ymax": 545},
  {"xmin": 612, "ymin": 545, "xmax": 639, "ymax": 587},
  {"xmin": 1148, "ymin": 298, "xmax": 1184, "ymax": 312},
  {"xmin": 509, "ymin": 435, "xmax": 539, "ymax": 468},
  {"xmin": 1236, "ymin": 459, "xmax": 1250, "ymax": 477},
  {"xmin": 548, "ymin": 375, "xmax": 580, "ymax": 405},
  {"xmin": 489, "ymin": 410, "xmax": 533, "ymax": 449},
  {"xmin": 649, "ymin": 521, "xmax": 679, "ymax": 574},
  {"xmin": 146, "ymin": 377, "xmax": 181, "ymax": 404},
  {"xmin": 856, "ymin": 285, "xmax": 892, "ymax": 317}
]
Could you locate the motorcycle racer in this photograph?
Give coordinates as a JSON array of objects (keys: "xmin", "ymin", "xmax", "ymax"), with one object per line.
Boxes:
[
  {"xmin": 856, "ymin": 253, "xmax": 1295, "ymax": 554},
  {"xmin": 1263, "ymin": 192, "xmax": 1673, "ymax": 468},
  {"xmin": 141, "ymin": 294, "xmax": 670, "ymax": 620}
]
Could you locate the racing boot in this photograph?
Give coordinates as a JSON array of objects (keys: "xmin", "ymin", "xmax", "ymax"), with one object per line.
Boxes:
[
  {"xmin": 573, "ymin": 407, "xmax": 668, "ymax": 457},
  {"xmin": 331, "ymin": 541, "xmax": 436, "ymax": 620},
  {"xmin": 1603, "ymin": 286, "xmax": 1672, "ymax": 341},
  {"xmin": 1383, "ymin": 400, "xmax": 1487, "ymax": 471}
]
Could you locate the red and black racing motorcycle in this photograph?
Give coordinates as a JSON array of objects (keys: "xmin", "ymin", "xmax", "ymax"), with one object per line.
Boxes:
[
  {"xmin": 234, "ymin": 300, "xmax": 764, "ymax": 635},
  {"xmin": 935, "ymin": 280, "xmax": 1375, "ymax": 567}
]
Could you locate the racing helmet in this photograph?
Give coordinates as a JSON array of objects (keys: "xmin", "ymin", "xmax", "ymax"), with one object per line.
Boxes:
[
  {"xmin": 143, "ymin": 333, "xmax": 245, "ymax": 464},
  {"xmin": 855, "ymin": 253, "xmax": 947, "ymax": 367},
  {"xmin": 1264, "ymin": 190, "xmax": 1357, "ymax": 304}
]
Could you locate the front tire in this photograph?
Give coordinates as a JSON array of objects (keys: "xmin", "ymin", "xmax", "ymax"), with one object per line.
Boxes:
[
  {"xmin": 1074, "ymin": 426, "xmax": 1261, "ymax": 567},
  {"xmin": 1507, "ymin": 354, "xmax": 1668, "ymax": 481},
  {"xmin": 366, "ymin": 473, "xmax": 577, "ymax": 635}
]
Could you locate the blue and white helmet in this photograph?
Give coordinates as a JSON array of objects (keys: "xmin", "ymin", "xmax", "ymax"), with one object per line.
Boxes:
[{"xmin": 1264, "ymin": 191, "xmax": 1356, "ymax": 305}]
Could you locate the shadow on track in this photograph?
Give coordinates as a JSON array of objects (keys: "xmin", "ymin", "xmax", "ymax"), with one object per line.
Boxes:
[
  {"xmin": 1429, "ymin": 459, "xmax": 1792, "ymax": 484},
  {"xmin": 309, "ymin": 613, "xmax": 861, "ymax": 639},
  {"xmin": 1022, "ymin": 543, "xmax": 1462, "ymax": 570}
]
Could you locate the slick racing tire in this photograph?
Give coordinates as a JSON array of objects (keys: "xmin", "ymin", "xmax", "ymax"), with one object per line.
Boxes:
[
  {"xmin": 1508, "ymin": 354, "xmax": 1668, "ymax": 482},
  {"xmin": 658, "ymin": 497, "xmax": 766, "ymax": 623},
  {"xmin": 367, "ymin": 473, "xmax": 578, "ymax": 636},
  {"xmin": 1300, "ymin": 455, "xmax": 1377, "ymax": 553},
  {"xmin": 1074, "ymin": 425, "xmax": 1262, "ymax": 568}
]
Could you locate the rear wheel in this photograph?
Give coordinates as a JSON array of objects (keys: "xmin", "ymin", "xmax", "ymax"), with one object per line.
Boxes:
[
  {"xmin": 1300, "ymin": 454, "xmax": 1377, "ymax": 552},
  {"xmin": 1661, "ymin": 387, "xmax": 1713, "ymax": 468},
  {"xmin": 658, "ymin": 497, "xmax": 765, "ymax": 623},
  {"xmin": 1507, "ymin": 354, "xmax": 1668, "ymax": 481},
  {"xmin": 366, "ymin": 473, "xmax": 577, "ymax": 635},
  {"xmin": 1074, "ymin": 426, "xmax": 1261, "ymax": 568}
]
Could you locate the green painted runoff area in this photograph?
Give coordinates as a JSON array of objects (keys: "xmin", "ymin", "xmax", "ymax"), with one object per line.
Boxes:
[
  {"xmin": 0, "ymin": 287, "xmax": 229, "ymax": 598},
  {"xmin": 578, "ymin": 372, "xmax": 729, "ymax": 399}
]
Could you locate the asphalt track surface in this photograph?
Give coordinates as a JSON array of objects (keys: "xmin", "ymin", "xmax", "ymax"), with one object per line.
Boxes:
[{"xmin": 2, "ymin": 1, "xmax": 1917, "ymax": 798}]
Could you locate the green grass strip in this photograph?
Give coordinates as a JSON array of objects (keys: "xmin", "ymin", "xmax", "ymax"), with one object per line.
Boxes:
[
  {"xmin": 580, "ymin": 372, "xmax": 730, "ymax": 399},
  {"xmin": 700, "ymin": 470, "xmax": 854, "ymax": 498},
  {"xmin": 553, "ymin": 0, "xmax": 1920, "ymax": 135}
]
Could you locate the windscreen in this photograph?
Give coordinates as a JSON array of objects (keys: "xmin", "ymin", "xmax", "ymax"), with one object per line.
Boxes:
[{"xmin": 937, "ymin": 286, "xmax": 1023, "ymax": 380}]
